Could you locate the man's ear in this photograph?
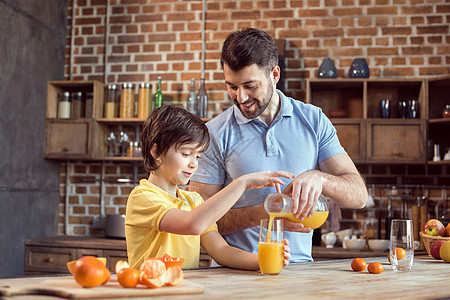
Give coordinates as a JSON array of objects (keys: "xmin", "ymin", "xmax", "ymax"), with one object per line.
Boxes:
[
  {"xmin": 150, "ymin": 144, "xmax": 159, "ymax": 160},
  {"xmin": 271, "ymin": 65, "xmax": 281, "ymax": 85}
]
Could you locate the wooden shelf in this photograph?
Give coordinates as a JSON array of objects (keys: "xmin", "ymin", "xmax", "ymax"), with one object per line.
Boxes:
[{"xmin": 429, "ymin": 118, "xmax": 450, "ymax": 124}]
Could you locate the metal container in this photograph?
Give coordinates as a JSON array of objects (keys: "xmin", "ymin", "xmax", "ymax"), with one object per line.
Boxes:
[{"xmin": 105, "ymin": 214, "xmax": 125, "ymax": 239}]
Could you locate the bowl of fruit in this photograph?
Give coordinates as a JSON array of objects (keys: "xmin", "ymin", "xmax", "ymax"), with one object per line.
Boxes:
[{"xmin": 420, "ymin": 219, "xmax": 450, "ymax": 257}]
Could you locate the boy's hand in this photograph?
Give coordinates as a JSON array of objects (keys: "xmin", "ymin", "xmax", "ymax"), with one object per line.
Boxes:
[
  {"xmin": 282, "ymin": 239, "xmax": 291, "ymax": 267},
  {"xmin": 244, "ymin": 171, "xmax": 295, "ymax": 190}
]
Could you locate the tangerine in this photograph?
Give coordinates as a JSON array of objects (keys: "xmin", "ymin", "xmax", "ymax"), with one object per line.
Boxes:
[
  {"xmin": 351, "ymin": 258, "xmax": 367, "ymax": 272},
  {"xmin": 139, "ymin": 259, "xmax": 166, "ymax": 279},
  {"xmin": 72, "ymin": 256, "xmax": 110, "ymax": 288},
  {"xmin": 367, "ymin": 262, "xmax": 384, "ymax": 274},
  {"xmin": 388, "ymin": 247, "xmax": 406, "ymax": 262},
  {"xmin": 117, "ymin": 268, "xmax": 140, "ymax": 288}
]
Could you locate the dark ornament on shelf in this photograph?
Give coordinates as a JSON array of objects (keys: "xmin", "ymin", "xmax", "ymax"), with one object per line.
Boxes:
[
  {"xmin": 348, "ymin": 58, "xmax": 370, "ymax": 78},
  {"xmin": 317, "ymin": 57, "xmax": 337, "ymax": 78}
]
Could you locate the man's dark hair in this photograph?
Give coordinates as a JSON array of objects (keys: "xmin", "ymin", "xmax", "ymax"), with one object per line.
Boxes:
[
  {"xmin": 140, "ymin": 105, "xmax": 210, "ymax": 176},
  {"xmin": 220, "ymin": 27, "xmax": 279, "ymax": 75}
]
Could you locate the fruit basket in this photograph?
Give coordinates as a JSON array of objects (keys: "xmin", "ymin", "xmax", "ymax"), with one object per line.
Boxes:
[{"xmin": 420, "ymin": 232, "xmax": 450, "ymax": 257}]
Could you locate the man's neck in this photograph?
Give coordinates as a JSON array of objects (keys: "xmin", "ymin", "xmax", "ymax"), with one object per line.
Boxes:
[{"xmin": 257, "ymin": 90, "xmax": 280, "ymax": 127}]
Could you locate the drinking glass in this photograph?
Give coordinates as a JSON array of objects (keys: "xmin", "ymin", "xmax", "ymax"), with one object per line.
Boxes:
[
  {"xmin": 389, "ymin": 219, "xmax": 414, "ymax": 271},
  {"xmin": 258, "ymin": 219, "xmax": 284, "ymax": 275}
]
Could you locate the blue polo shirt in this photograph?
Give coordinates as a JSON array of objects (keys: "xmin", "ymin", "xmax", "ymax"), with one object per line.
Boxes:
[{"xmin": 191, "ymin": 90, "xmax": 345, "ymax": 262}]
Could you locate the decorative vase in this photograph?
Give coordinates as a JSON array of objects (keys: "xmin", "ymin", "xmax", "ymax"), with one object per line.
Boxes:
[
  {"xmin": 348, "ymin": 58, "xmax": 370, "ymax": 78},
  {"xmin": 317, "ymin": 57, "xmax": 337, "ymax": 78}
]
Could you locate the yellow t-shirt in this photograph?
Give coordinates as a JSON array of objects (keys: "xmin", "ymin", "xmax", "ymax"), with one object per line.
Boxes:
[{"xmin": 125, "ymin": 179, "xmax": 217, "ymax": 269}]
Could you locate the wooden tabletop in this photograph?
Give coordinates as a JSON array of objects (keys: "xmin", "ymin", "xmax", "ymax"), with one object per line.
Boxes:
[{"xmin": 1, "ymin": 255, "xmax": 448, "ymax": 299}]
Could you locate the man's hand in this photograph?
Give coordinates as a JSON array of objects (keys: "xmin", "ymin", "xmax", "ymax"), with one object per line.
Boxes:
[
  {"xmin": 282, "ymin": 218, "xmax": 312, "ymax": 233},
  {"xmin": 282, "ymin": 169, "xmax": 325, "ymax": 222}
]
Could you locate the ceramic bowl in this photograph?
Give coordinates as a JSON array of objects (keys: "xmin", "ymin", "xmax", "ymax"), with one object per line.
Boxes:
[
  {"xmin": 336, "ymin": 229, "xmax": 354, "ymax": 245},
  {"xmin": 343, "ymin": 239, "xmax": 366, "ymax": 251},
  {"xmin": 368, "ymin": 239, "xmax": 389, "ymax": 252}
]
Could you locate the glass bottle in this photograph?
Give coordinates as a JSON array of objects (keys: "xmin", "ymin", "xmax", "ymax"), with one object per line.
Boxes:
[
  {"xmin": 138, "ymin": 83, "xmax": 152, "ymax": 119},
  {"xmin": 362, "ymin": 209, "xmax": 378, "ymax": 240},
  {"xmin": 104, "ymin": 84, "xmax": 119, "ymax": 118},
  {"xmin": 120, "ymin": 83, "xmax": 134, "ymax": 118},
  {"xmin": 57, "ymin": 91, "xmax": 71, "ymax": 119},
  {"xmin": 153, "ymin": 77, "xmax": 163, "ymax": 110},
  {"xmin": 196, "ymin": 77, "xmax": 208, "ymax": 118},
  {"xmin": 443, "ymin": 105, "xmax": 450, "ymax": 118},
  {"xmin": 186, "ymin": 79, "xmax": 197, "ymax": 115},
  {"xmin": 264, "ymin": 193, "xmax": 329, "ymax": 229}
]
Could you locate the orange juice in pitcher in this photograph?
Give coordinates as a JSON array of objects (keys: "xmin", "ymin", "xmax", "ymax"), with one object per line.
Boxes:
[{"xmin": 264, "ymin": 193, "xmax": 329, "ymax": 229}]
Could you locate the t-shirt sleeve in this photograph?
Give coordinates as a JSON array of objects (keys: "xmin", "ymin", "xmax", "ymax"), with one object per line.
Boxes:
[
  {"xmin": 316, "ymin": 109, "xmax": 346, "ymax": 163},
  {"xmin": 127, "ymin": 190, "xmax": 175, "ymax": 231},
  {"xmin": 191, "ymin": 126, "xmax": 226, "ymax": 185}
]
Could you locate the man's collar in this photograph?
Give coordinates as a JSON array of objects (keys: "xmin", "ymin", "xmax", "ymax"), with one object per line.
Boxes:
[{"xmin": 233, "ymin": 89, "xmax": 293, "ymax": 125}]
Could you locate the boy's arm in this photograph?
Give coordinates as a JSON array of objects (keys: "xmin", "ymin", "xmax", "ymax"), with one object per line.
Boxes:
[
  {"xmin": 200, "ymin": 231, "xmax": 259, "ymax": 270},
  {"xmin": 161, "ymin": 171, "xmax": 293, "ymax": 235},
  {"xmin": 189, "ymin": 181, "xmax": 266, "ymax": 235}
]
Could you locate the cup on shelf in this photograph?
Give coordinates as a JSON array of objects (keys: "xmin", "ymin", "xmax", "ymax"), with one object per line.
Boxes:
[
  {"xmin": 397, "ymin": 101, "xmax": 407, "ymax": 119},
  {"xmin": 380, "ymin": 99, "xmax": 391, "ymax": 118},
  {"xmin": 407, "ymin": 100, "xmax": 420, "ymax": 119}
]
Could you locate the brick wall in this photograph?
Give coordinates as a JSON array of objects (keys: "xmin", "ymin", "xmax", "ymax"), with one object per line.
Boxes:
[{"xmin": 59, "ymin": 0, "xmax": 450, "ymax": 236}]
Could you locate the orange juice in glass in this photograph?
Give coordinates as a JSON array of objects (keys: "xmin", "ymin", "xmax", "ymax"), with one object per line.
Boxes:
[
  {"xmin": 258, "ymin": 219, "xmax": 284, "ymax": 275},
  {"xmin": 264, "ymin": 193, "xmax": 329, "ymax": 229}
]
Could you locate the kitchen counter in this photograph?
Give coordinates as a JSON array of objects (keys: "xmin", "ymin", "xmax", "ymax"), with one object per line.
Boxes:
[{"xmin": 2, "ymin": 255, "xmax": 447, "ymax": 299}]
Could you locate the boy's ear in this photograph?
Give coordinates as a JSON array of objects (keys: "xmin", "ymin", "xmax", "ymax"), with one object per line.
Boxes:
[{"xmin": 150, "ymin": 144, "xmax": 159, "ymax": 160}]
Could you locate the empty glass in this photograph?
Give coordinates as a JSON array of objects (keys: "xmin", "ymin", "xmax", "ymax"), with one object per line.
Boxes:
[{"xmin": 389, "ymin": 219, "xmax": 414, "ymax": 271}]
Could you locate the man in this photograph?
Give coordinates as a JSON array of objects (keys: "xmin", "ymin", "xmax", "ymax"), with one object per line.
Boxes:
[{"xmin": 189, "ymin": 28, "xmax": 368, "ymax": 262}]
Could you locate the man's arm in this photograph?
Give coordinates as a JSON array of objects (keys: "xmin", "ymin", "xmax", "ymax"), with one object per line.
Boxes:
[
  {"xmin": 189, "ymin": 181, "xmax": 266, "ymax": 235},
  {"xmin": 284, "ymin": 153, "xmax": 368, "ymax": 221}
]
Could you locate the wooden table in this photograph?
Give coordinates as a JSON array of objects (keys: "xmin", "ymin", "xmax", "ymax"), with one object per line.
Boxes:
[{"xmin": 2, "ymin": 255, "xmax": 448, "ymax": 299}]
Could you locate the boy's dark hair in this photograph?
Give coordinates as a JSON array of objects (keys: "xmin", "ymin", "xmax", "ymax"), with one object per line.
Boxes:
[
  {"xmin": 220, "ymin": 27, "xmax": 279, "ymax": 76},
  {"xmin": 141, "ymin": 105, "xmax": 210, "ymax": 176}
]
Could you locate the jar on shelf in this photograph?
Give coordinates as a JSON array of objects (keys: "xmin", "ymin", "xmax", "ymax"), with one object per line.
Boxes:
[
  {"xmin": 85, "ymin": 92, "xmax": 93, "ymax": 118},
  {"xmin": 57, "ymin": 91, "xmax": 71, "ymax": 119},
  {"xmin": 138, "ymin": 83, "xmax": 152, "ymax": 119},
  {"xmin": 104, "ymin": 84, "xmax": 119, "ymax": 118},
  {"xmin": 71, "ymin": 91, "xmax": 85, "ymax": 118},
  {"xmin": 443, "ymin": 105, "xmax": 450, "ymax": 118},
  {"xmin": 120, "ymin": 83, "xmax": 134, "ymax": 118}
]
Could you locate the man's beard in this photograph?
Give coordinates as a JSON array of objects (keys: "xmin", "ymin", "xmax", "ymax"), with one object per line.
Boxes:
[{"xmin": 233, "ymin": 83, "xmax": 274, "ymax": 119}]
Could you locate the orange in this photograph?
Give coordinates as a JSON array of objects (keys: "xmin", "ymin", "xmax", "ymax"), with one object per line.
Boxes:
[
  {"xmin": 67, "ymin": 257, "xmax": 106, "ymax": 274},
  {"xmin": 351, "ymin": 258, "xmax": 367, "ymax": 272},
  {"xmin": 115, "ymin": 260, "xmax": 130, "ymax": 274},
  {"xmin": 164, "ymin": 266, "xmax": 184, "ymax": 286},
  {"xmin": 139, "ymin": 259, "xmax": 166, "ymax": 279},
  {"xmin": 117, "ymin": 268, "xmax": 140, "ymax": 288},
  {"xmin": 388, "ymin": 247, "xmax": 406, "ymax": 262},
  {"xmin": 72, "ymin": 256, "xmax": 110, "ymax": 288},
  {"xmin": 367, "ymin": 262, "xmax": 384, "ymax": 274}
]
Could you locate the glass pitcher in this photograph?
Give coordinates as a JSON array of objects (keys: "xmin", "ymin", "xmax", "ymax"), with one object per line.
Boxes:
[{"xmin": 264, "ymin": 193, "xmax": 329, "ymax": 229}]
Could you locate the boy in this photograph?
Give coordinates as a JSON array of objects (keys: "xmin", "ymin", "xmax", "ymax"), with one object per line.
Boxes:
[{"xmin": 125, "ymin": 105, "xmax": 292, "ymax": 270}]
